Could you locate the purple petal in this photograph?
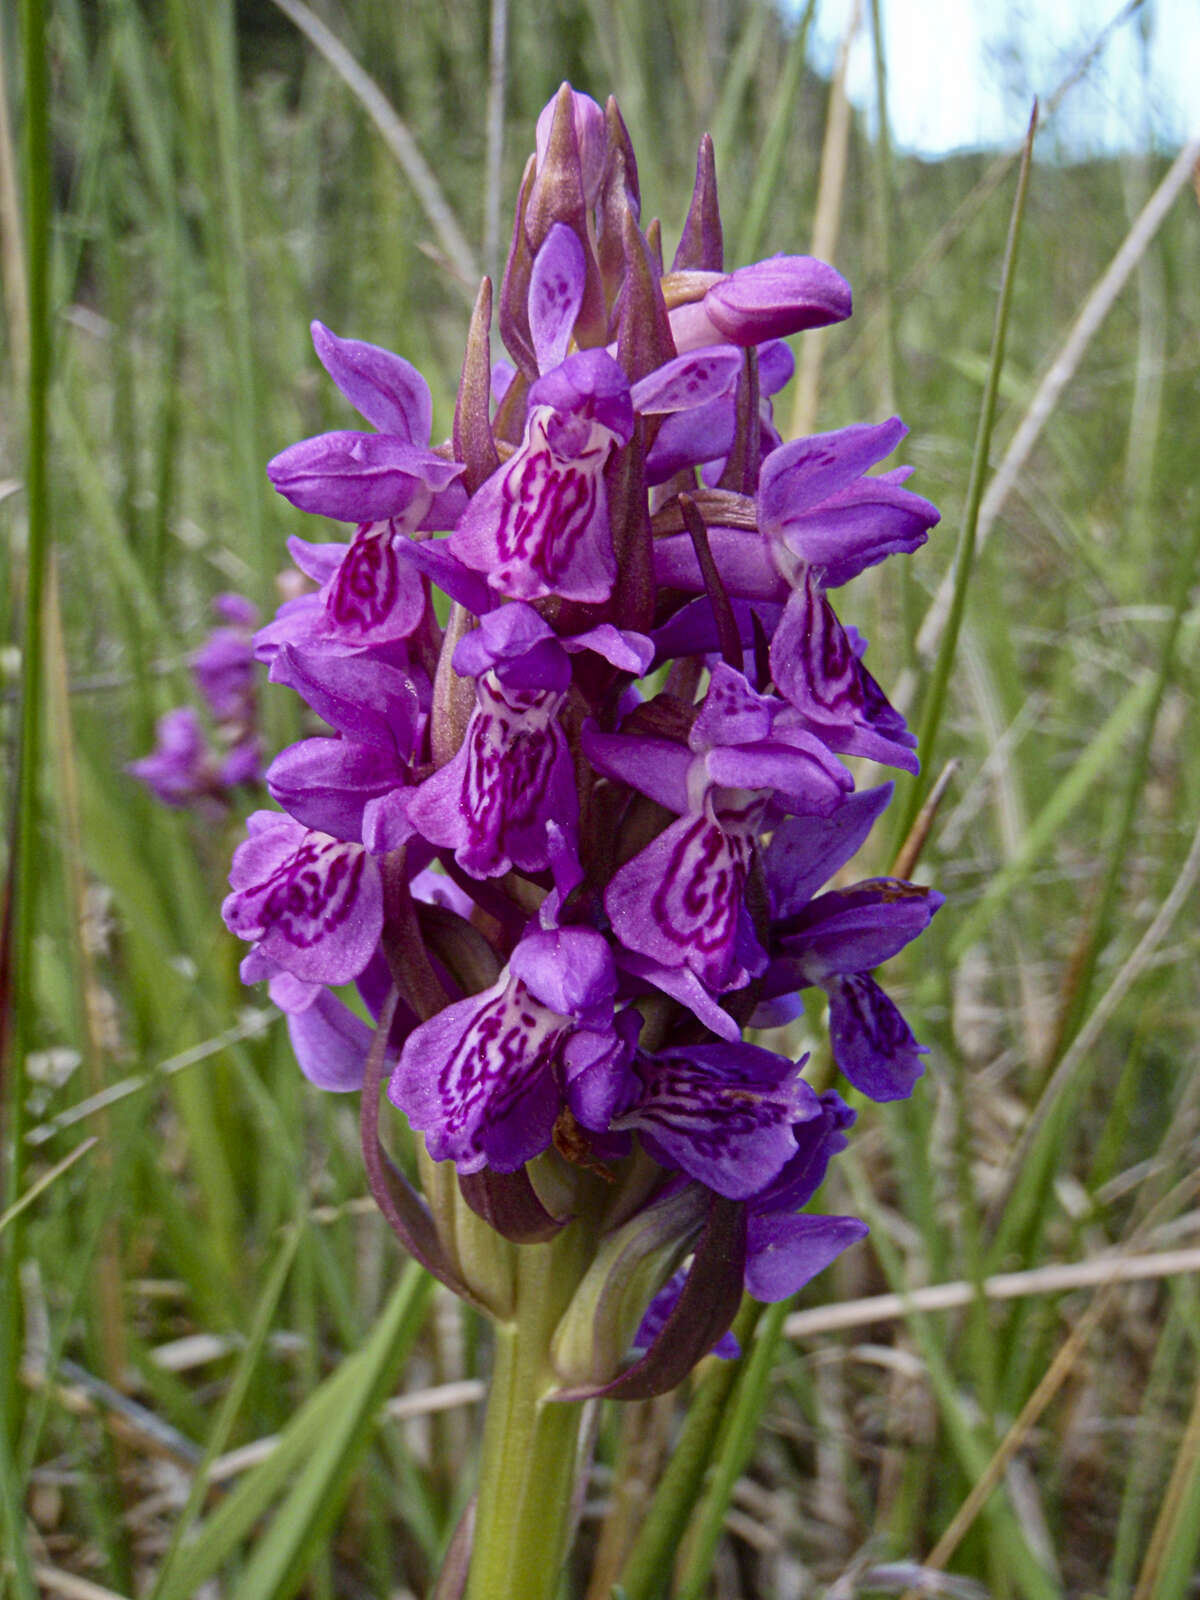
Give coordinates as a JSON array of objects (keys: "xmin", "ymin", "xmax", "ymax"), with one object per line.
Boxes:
[
  {"xmin": 652, "ymin": 525, "xmax": 786, "ymax": 603},
  {"xmin": 703, "ymin": 255, "xmax": 852, "ymax": 345},
  {"xmin": 510, "ymin": 926, "xmax": 617, "ymax": 1025},
  {"xmin": 393, "ymin": 535, "xmax": 495, "ymax": 617},
  {"xmin": 753, "ymin": 1089, "xmax": 855, "ymax": 1214},
  {"xmin": 759, "ymin": 418, "xmax": 907, "ymax": 526},
  {"xmin": 581, "ymin": 726, "xmax": 693, "ymax": 815},
  {"xmin": 643, "ymin": 396, "xmax": 736, "ymax": 485},
  {"xmin": 529, "ymin": 224, "xmax": 587, "ymax": 374},
  {"xmin": 756, "ymin": 340, "xmax": 794, "ymax": 396},
  {"xmin": 769, "ymin": 576, "xmax": 918, "ymax": 774},
  {"xmin": 561, "ymin": 624, "xmax": 655, "ymax": 675},
  {"xmin": 704, "ymin": 738, "xmax": 852, "ymax": 817},
  {"xmin": 405, "ymin": 676, "xmax": 576, "ymax": 878},
  {"xmin": 311, "ymin": 320, "xmax": 432, "ymax": 443},
  {"xmin": 267, "ymin": 433, "xmax": 463, "ymax": 523},
  {"xmin": 690, "ymin": 661, "xmax": 774, "ymax": 751},
  {"xmin": 630, "ymin": 345, "xmax": 741, "ymax": 415},
  {"xmin": 287, "ymin": 987, "xmax": 373, "ymax": 1090},
  {"xmin": 744, "ymin": 1212, "xmax": 868, "ymax": 1302},
  {"xmin": 650, "ymin": 596, "xmax": 783, "ymax": 666},
  {"xmin": 389, "ymin": 975, "xmax": 566, "ymax": 1172},
  {"xmin": 825, "ymin": 972, "xmax": 927, "ymax": 1101},
  {"xmin": 622, "ymin": 1042, "xmax": 819, "ymax": 1199},
  {"xmin": 265, "ymin": 737, "xmax": 403, "ymax": 838},
  {"xmin": 527, "ymin": 349, "xmax": 635, "ymax": 443},
  {"xmin": 320, "ymin": 521, "xmax": 428, "ymax": 644},
  {"xmin": 782, "ymin": 881, "xmax": 944, "ymax": 973},
  {"xmin": 764, "ymin": 784, "xmax": 895, "ymax": 918},
  {"xmin": 213, "ymin": 592, "xmax": 258, "ymax": 627},
  {"xmin": 615, "ymin": 951, "xmax": 741, "ymax": 1041},
  {"xmin": 777, "ymin": 478, "xmax": 942, "ymax": 588},
  {"xmin": 605, "ymin": 802, "xmax": 759, "ymax": 992},
  {"xmin": 286, "ymin": 536, "xmax": 346, "ymax": 585},
  {"xmin": 269, "ymin": 645, "xmax": 421, "ymax": 754}
]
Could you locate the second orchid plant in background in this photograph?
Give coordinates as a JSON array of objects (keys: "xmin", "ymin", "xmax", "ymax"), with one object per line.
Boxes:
[{"xmin": 222, "ymin": 83, "xmax": 942, "ymax": 1599}]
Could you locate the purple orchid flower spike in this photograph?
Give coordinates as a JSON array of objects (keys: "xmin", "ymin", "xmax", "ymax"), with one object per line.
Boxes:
[
  {"xmin": 128, "ymin": 708, "xmax": 214, "ymax": 807},
  {"xmin": 228, "ymin": 92, "xmax": 948, "ymax": 1569}
]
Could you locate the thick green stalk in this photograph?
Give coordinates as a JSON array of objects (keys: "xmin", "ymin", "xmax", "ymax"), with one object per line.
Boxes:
[{"xmin": 465, "ymin": 1232, "xmax": 590, "ymax": 1600}]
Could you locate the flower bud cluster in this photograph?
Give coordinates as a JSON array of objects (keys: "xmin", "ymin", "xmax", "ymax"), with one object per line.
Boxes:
[
  {"xmin": 222, "ymin": 85, "xmax": 943, "ymax": 1395},
  {"xmin": 129, "ymin": 594, "xmax": 263, "ymax": 811}
]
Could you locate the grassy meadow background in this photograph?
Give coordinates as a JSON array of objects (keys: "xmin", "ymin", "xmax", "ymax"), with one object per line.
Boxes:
[{"xmin": 3, "ymin": 1, "xmax": 1200, "ymax": 1596}]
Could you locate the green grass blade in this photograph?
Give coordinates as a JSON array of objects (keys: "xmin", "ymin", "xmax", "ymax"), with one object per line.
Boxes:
[
  {"xmin": 149, "ymin": 1222, "xmax": 305, "ymax": 1598},
  {"xmin": 732, "ymin": 0, "xmax": 815, "ymax": 267},
  {"xmin": 154, "ymin": 1262, "xmax": 433, "ymax": 1600},
  {"xmin": 892, "ymin": 103, "xmax": 1038, "ymax": 850},
  {"xmin": 948, "ymin": 669, "xmax": 1157, "ymax": 961},
  {"xmin": 675, "ymin": 1298, "xmax": 789, "ymax": 1600},
  {"xmin": 615, "ymin": 1296, "xmax": 763, "ymax": 1600},
  {"xmin": 233, "ymin": 1259, "xmax": 433, "ymax": 1600},
  {"xmin": 2, "ymin": 0, "xmax": 53, "ymax": 1460}
]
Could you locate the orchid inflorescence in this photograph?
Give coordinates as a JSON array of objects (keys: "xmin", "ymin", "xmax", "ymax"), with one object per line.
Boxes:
[{"xmin": 222, "ymin": 83, "xmax": 942, "ymax": 1400}]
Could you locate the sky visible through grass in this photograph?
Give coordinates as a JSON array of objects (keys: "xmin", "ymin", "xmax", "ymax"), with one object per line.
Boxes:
[{"xmin": 809, "ymin": 0, "xmax": 1200, "ymax": 154}]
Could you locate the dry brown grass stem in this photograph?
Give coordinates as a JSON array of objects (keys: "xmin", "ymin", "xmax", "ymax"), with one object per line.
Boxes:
[{"xmin": 784, "ymin": 1245, "xmax": 1200, "ymax": 1340}]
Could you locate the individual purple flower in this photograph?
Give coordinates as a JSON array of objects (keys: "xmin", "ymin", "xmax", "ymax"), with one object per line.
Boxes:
[
  {"xmin": 389, "ymin": 921, "xmax": 616, "ymax": 1173},
  {"xmin": 128, "ymin": 708, "xmax": 214, "ymax": 808},
  {"xmin": 267, "ymin": 322, "xmax": 466, "ymax": 526},
  {"xmin": 450, "ymin": 348, "xmax": 635, "ymax": 603},
  {"xmin": 406, "ymin": 672, "xmax": 577, "ymax": 878},
  {"xmin": 222, "ymin": 811, "xmax": 383, "ymax": 987},
  {"xmin": 588, "ymin": 664, "xmax": 851, "ymax": 994},
  {"xmin": 759, "ymin": 876, "xmax": 944, "ymax": 1101},
  {"xmin": 761, "ymin": 417, "xmax": 941, "ymax": 589}
]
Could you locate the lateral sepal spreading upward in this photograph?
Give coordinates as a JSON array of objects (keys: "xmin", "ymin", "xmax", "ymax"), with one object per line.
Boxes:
[{"xmin": 224, "ymin": 82, "xmax": 942, "ymax": 1396}]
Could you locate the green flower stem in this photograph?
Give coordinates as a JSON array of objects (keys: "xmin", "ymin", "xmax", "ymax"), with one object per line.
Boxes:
[{"xmin": 465, "ymin": 1229, "xmax": 591, "ymax": 1600}]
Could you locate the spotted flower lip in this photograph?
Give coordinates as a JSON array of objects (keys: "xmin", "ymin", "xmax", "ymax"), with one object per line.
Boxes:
[
  {"xmin": 222, "ymin": 812, "xmax": 383, "ymax": 987},
  {"xmin": 615, "ymin": 1040, "xmax": 820, "ymax": 1199}
]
